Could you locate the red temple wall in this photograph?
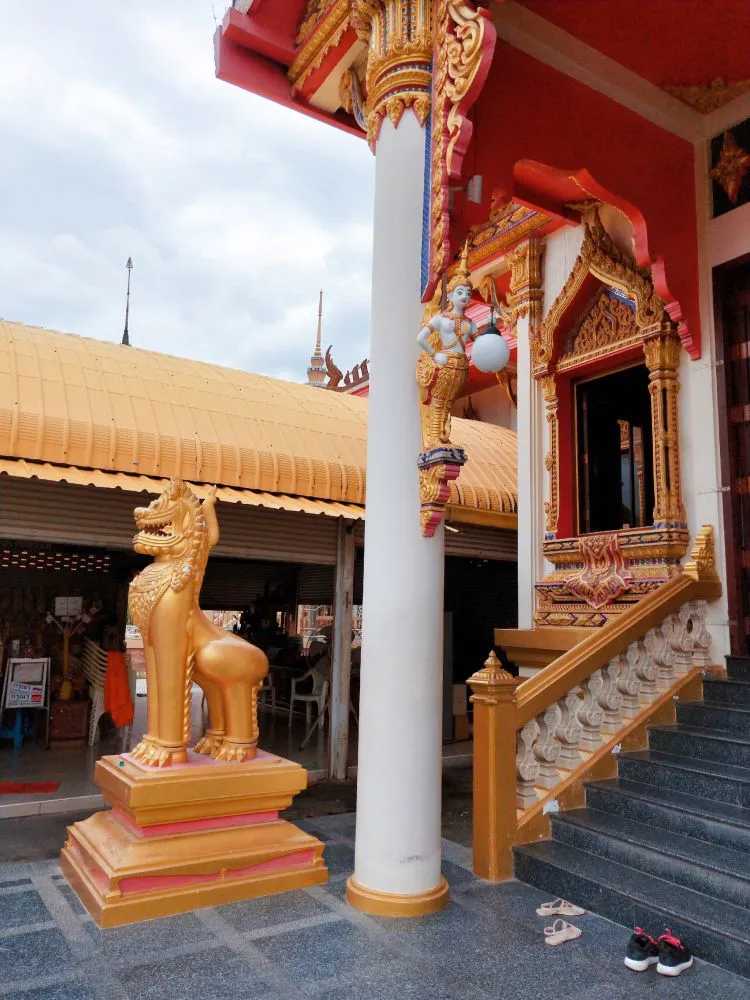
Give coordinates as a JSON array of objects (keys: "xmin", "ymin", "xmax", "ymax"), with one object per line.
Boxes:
[{"xmin": 455, "ymin": 45, "xmax": 700, "ymax": 352}]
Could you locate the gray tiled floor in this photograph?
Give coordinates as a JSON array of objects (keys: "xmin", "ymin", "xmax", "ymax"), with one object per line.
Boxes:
[{"xmin": 0, "ymin": 814, "xmax": 748, "ymax": 1000}]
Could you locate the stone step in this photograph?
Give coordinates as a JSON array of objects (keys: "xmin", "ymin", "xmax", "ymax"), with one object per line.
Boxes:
[
  {"xmin": 649, "ymin": 724, "xmax": 750, "ymax": 768},
  {"xmin": 585, "ymin": 778, "xmax": 750, "ymax": 854},
  {"xmin": 617, "ymin": 750, "xmax": 750, "ymax": 807},
  {"xmin": 677, "ymin": 700, "xmax": 750, "ymax": 737},
  {"xmin": 514, "ymin": 840, "xmax": 750, "ymax": 979},
  {"xmin": 551, "ymin": 807, "xmax": 750, "ymax": 910},
  {"xmin": 704, "ymin": 678, "xmax": 750, "ymax": 709},
  {"xmin": 726, "ymin": 655, "xmax": 750, "ymax": 682}
]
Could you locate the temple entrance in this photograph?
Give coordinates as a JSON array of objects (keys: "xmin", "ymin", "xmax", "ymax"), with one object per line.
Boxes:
[
  {"xmin": 575, "ymin": 364, "xmax": 654, "ymax": 534},
  {"xmin": 716, "ymin": 260, "xmax": 750, "ymax": 654}
]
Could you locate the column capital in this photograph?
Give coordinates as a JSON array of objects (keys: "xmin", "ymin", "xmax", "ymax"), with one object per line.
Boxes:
[
  {"xmin": 352, "ymin": 0, "xmax": 433, "ymax": 149},
  {"xmin": 508, "ymin": 236, "xmax": 544, "ymax": 333}
]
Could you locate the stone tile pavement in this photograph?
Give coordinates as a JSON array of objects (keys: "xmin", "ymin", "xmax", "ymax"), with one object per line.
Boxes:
[{"xmin": 0, "ymin": 812, "xmax": 747, "ymax": 1000}]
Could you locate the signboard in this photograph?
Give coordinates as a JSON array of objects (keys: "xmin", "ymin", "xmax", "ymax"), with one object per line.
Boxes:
[
  {"xmin": 1, "ymin": 658, "xmax": 50, "ymax": 711},
  {"xmin": 55, "ymin": 596, "xmax": 83, "ymax": 617}
]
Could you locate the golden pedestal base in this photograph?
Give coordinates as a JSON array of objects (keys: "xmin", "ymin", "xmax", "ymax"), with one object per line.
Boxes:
[{"xmin": 60, "ymin": 750, "xmax": 327, "ymax": 927}]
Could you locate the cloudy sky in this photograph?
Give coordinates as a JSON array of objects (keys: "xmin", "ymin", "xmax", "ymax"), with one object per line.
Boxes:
[{"xmin": 0, "ymin": 1, "xmax": 374, "ymax": 381}]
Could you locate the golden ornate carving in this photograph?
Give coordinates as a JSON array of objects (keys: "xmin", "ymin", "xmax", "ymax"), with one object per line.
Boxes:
[
  {"xmin": 563, "ymin": 534, "xmax": 633, "ymax": 611},
  {"xmin": 665, "ymin": 78, "xmax": 750, "ymax": 114},
  {"xmin": 535, "ymin": 218, "xmax": 662, "ymax": 375},
  {"xmin": 289, "ymin": 0, "xmax": 351, "ymax": 91},
  {"xmin": 466, "ymin": 649, "xmax": 519, "ymax": 707},
  {"xmin": 683, "ymin": 524, "xmax": 718, "ymax": 582},
  {"xmin": 557, "ymin": 290, "xmax": 640, "ymax": 371},
  {"xmin": 508, "ymin": 237, "xmax": 544, "ymax": 332},
  {"xmin": 296, "ymin": 0, "xmax": 332, "ymax": 44},
  {"xmin": 427, "ymin": 1, "xmax": 496, "ymax": 295},
  {"xmin": 540, "ymin": 374, "xmax": 559, "ymax": 535},
  {"xmin": 643, "ymin": 324, "xmax": 684, "ymax": 523},
  {"xmin": 531, "ymin": 217, "xmax": 687, "ymax": 624},
  {"xmin": 710, "ymin": 130, "xmax": 750, "ymax": 205},
  {"xmin": 349, "ymin": 0, "xmax": 433, "ymax": 148},
  {"xmin": 128, "ymin": 481, "xmax": 268, "ymax": 767},
  {"xmin": 468, "ymin": 200, "xmax": 550, "ymax": 272}
]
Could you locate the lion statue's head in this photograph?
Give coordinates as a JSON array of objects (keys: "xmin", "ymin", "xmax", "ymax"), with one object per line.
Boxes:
[{"xmin": 133, "ymin": 480, "xmax": 203, "ymax": 559}]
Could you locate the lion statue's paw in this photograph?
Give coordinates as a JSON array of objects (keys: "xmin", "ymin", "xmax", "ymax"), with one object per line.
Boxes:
[
  {"xmin": 130, "ymin": 738, "xmax": 182, "ymax": 767},
  {"xmin": 193, "ymin": 732, "xmax": 224, "ymax": 756},
  {"xmin": 213, "ymin": 742, "xmax": 256, "ymax": 763}
]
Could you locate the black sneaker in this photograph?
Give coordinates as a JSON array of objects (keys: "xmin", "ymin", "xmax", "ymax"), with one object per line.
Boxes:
[
  {"xmin": 624, "ymin": 928, "xmax": 659, "ymax": 972},
  {"xmin": 656, "ymin": 930, "xmax": 693, "ymax": 977}
]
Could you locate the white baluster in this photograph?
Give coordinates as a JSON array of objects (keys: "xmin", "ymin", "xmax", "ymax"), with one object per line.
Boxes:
[
  {"xmin": 688, "ymin": 600, "xmax": 712, "ymax": 669},
  {"xmin": 556, "ymin": 690, "xmax": 583, "ymax": 767},
  {"xmin": 670, "ymin": 608, "xmax": 693, "ymax": 675},
  {"xmin": 629, "ymin": 639, "xmax": 657, "ymax": 703},
  {"xmin": 645, "ymin": 623, "xmax": 675, "ymax": 691},
  {"xmin": 616, "ymin": 650, "xmax": 641, "ymax": 718},
  {"xmin": 534, "ymin": 703, "xmax": 562, "ymax": 788},
  {"xmin": 579, "ymin": 671, "xmax": 604, "ymax": 751},
  {"xmin": 517, "ymin": 719, "xmax": 540, "ymax": 809},
  {"xmin": 598, "ymin": 658, "xmax": 624, "ymax": 733}
]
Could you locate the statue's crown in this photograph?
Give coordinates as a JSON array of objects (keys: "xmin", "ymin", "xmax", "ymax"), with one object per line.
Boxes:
[{"xmin": 447, "ymin": 240, "xmax": 472, "ymax": 293}]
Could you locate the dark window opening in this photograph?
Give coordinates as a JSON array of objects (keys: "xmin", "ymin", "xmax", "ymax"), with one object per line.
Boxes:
[{"xmin": 575, "ymin": 364, "xmax": 654, "ymax": 534}]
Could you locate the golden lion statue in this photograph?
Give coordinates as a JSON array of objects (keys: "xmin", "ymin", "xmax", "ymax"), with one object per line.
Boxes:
[{"xmin": 128, "ymin": 480, "xmax": 268, "ymax": 767}]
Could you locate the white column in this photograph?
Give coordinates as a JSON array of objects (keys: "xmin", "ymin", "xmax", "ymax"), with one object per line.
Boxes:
[
  {"xmin": 347, "ymin": 113, "xmax": 448, "ymax": 916},
  {"xmin": 329, "ymin": 518, "xmax": 355, "ymax": 781},
  {"xmin": 515, "ymin": 315, "xmax": 544, "ymax": 629}
]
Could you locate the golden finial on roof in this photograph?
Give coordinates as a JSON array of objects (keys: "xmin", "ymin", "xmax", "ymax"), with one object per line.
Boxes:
[{"xmin": 447, "ymin": 240, "xmax": 473, "ymax": 293}]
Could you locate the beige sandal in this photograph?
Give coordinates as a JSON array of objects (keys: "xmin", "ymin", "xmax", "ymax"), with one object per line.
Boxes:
[
  {"xmin": 536, "ymin": 898, "xmax": 586, "ymax": 917},
  {"xmin": 544, "ymin": 919, "xmax": 583, "ymax": 946}
]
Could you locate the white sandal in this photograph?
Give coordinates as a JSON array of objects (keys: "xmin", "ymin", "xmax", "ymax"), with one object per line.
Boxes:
[
  {"xmin": 544, "ymin": 919, "xmax": 582, "ymax": 946},
  {"xmin": 536, "ymin": 898, "xmax": 586, "ymax": 917}
]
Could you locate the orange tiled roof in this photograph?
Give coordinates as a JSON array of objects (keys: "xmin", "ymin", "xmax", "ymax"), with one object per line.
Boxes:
[{"xmin": 0, "ymin": 320, "xmax": 517, "ymax": 519}]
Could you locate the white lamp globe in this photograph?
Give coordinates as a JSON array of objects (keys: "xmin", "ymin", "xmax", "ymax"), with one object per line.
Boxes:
[{"xmin": 472, "ymin": 329, "xmax": 510, "ymax": 373}]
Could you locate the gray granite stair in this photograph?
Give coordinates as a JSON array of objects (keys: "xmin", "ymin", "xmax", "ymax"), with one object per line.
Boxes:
[
  {"xmin": 514, "ymin": 659, "xmax": 750, "ymax": 980},
  {"xmin": 678, "ymin": 699, "xmax": 750, "ymax": 736},
  {"xmin": 617, "ymin": 749, "xmax": 750, "ymax": 806},
  {"xmin": 727, "ymin": 655, "xmax": 750, "ymax": 682},
  {"xmin": 648, "ymin": 723, "xmax": 750, "ymax": 767},
  {"xmin": 551, "ymin": 807, "xmax": 750, "ymax": 909},
  {"xmin": 704, "ymin": 677, "xmax": 750, "ymax": 707},
  {"xmin": 586, "ymin": 778, "xmax": 750, "ymax": 852}
]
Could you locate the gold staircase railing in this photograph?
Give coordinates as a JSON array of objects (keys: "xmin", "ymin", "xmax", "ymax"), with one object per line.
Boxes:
[{"xmin": 466, "ymin": 525, "xmax": 722, "ymax": 880}]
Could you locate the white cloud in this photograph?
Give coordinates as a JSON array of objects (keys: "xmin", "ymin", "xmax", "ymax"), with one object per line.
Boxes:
[{"xmin": 0, "ymin": 0, "xmax": 374, "ymax": 380}]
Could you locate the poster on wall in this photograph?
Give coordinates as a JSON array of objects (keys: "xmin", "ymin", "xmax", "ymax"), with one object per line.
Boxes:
[
  {"xmin": 1, "ymin": 658, "xmax": 50, "ymax": 710},
  {"xmin": 54, "ymin": 596, "xmax": 83, "ymax": 618}
]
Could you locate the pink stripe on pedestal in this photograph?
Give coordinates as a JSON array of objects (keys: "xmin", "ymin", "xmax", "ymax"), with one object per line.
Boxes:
[
  {"xmin": 119, "ymin": 849, "xmax": 318, "ymax": 895},
  {"xmin": 113, "ymin": 806, "xmax": 279, "ymax": 839}
]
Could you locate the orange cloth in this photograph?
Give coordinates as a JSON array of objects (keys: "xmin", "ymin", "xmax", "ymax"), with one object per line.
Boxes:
[{"xmin": 105, "ymin": 651, "xmax": 134, "ymax": 727}]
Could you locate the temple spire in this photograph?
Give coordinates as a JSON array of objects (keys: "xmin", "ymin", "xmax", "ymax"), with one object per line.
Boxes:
[
  {"xmin": 122, "ymin": 257, "xmax": 133, "ymax": 346},
  {"xmin": 307, "ymin": 290, "xmax": 326, "ymax": 386}
]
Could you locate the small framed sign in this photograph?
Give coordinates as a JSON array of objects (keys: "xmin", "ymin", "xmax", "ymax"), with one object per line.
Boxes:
[{"xmin": 1, "ymin": 658, "xmax": 50, "ymax": 710}]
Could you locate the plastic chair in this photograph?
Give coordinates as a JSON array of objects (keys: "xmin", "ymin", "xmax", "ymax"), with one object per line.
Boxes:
[
  {"xmin": 259, "ymin": 674, "xmax": 277, "ymax": 713},
  {"xmin": 288, "ymin": 664, "xmax": 329, "ymax": 730},
  {"xmin": 82, "ymin": 639, "xmax": 135, "ymax": 748},
  {"xmin": 80, "ymin": 640, "xmax": 108, "ymax": 746}
]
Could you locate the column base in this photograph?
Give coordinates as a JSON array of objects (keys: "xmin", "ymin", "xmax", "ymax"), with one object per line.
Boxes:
[{"xmin": 346, "ymin": 875, "xmax": 449, "ymax": 918}]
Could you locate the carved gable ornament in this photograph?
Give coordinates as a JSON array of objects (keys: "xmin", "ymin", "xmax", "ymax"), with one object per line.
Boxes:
[
  {"xmin": 533, "ymin": 218, "xmax": 663, "ymax": 376},
  {"xmin": 557, "ymin": 290, "xmax": 640, "ymax": 372}
]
